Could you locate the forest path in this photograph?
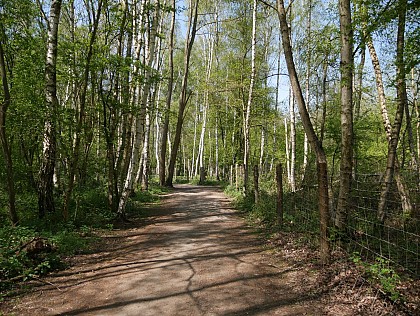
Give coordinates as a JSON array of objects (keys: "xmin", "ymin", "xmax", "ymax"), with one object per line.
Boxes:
[{"xmin": 6, "ymin": 184, "xmax": 325, "ymax": 315}]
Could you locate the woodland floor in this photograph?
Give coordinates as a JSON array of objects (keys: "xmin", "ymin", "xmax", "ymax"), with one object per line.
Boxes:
[{"xmin": 1, "ymin": 184, "xmax": 417, "ymax": 315}]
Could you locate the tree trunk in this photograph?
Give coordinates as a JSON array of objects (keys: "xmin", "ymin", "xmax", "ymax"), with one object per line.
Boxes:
[
  {"xmin": 284, "ymin": 117, "xmax": 291, "ymax": 184},
  {"xmin": 320, "ymin": 60, "xmax": 328, "ymax": 144},
  {"xmin": 117, "ymin": 116, "xmax": 142, "ymax": 218},
  {"xmin": 215, "ymin": 121, "xmax": 220, "ymax": 180},
  {"xmin": 62, "ymin": 0, "xmax": 102, "ymax": 221},
  {"xmin": 191, "ymin": 99, "xmax": 199, "ymax": 177},
  {"xmin": 378, "ymin": 0, "xmax": 409, "ymax": 222},
  {"xmin": 253, "ymin": 165, "xmax": 259, "ymax": 204},
  {"xmin": 259, "ymin": 127, "xmax": 265, "ymax": 172},
  {"xmin": 289, "ymin": 87, "xmax": 296, "ymax": 191},
  {"xmin": 335, "ymin": 0, "xmax": 354, "ymax": 236},
  {"xmin": 243, "ymin": 0, "xmax": 257, "ymax": 192},
  {"xmin": 38, "ymin": 0, "xmax": 62, "ymax": 218},
  {"xmin": 277, "ymin": 0, "xmax": 330, "ymax": 264},
  {"xmin": 118, "ymin": 0, "xmax": 160, "ymax": 216},
  {"xmin": 0, "ymin": 38, "xmax": 18, "ymax": 225},
  {"xmin": 276, "ymin": 163, "xmax": 283, "ymax": 226},
  {"xmin": 197, "ymin": 103, "xmax": 207, "ymax": 184},
  {"xmin": 159, "ymin": 0, "xmax": 176, "ymax": 186},
  {"xmin": 412, "ymin": 68, "xmax": 420, "ymax": 184},
  {"xmin": 367, "ymin": 37, "xmax": 413, "ymax": 218},
  {"xmin": 302, "ymin": 0, "xmax": 312, "ymax": 177},
  {"xmin": 166, "ymin": 0, "xmax": 199, "ymax": 187}
]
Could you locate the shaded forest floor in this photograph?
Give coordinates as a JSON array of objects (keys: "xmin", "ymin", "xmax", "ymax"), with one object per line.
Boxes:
[{"xmin": 0, "ymin": 184, "xmax": 417, "ymax": 315}]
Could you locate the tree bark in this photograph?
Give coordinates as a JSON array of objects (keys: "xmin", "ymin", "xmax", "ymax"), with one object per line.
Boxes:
[{"xmin": 38, "ymin": 0, "xmax": 62, "ymax": 218}]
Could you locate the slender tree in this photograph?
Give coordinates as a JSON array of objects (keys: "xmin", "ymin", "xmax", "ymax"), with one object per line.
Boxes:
[
  {"xmin": 62, "ymin": 0, "xmax": 103, "ymax": 221},
  {"xmin": 243, "ymin": 0, "xmax": 257, "ymax": 192},
  {"xmin": 38, "ymin": 0, "xmax": 62, "ymax": 218},
  {"xmin": 378, "ymin": 0, "xmax": 409, "ymax": 222},
  {"xmin": 159, "ymin": 0, "xmax": 176, "ymax": 186},
  {"xmin": 0, "ymin": 36, "xmax": 18, "ymax": 225},
  {"xmin": 335, "ymin": 0, "xmax": 354, "ymax": 236},
  {"xmin": 366, "ymin": 35, "xmax": 413, "ymax": 216},
  {"xmin": 166, "ymin": 0, "xmax": 199, "ymax": 187},
  {"xmin": 277, "ymin": 0, "xmax": 330, "ymax": 264}
]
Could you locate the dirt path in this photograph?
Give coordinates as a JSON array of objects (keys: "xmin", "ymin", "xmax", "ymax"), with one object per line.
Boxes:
[{"xmin": 4, "ymin": 185, "xmax": 325, "ymax": 315}]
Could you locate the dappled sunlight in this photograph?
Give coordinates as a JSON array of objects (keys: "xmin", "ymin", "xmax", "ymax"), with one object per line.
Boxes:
[{"xmin": 9, "ymin": 185, "xmax": 325, "ymax": 315}]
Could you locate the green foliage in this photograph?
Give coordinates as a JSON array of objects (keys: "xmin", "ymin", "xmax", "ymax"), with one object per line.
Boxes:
[
  {"xmin": 352, "ymin": 253, "xmax": 402, "ymax": 301},
  {"xmin": 0, "ymin": 222, "xmax": 96, "ymax": 294}
]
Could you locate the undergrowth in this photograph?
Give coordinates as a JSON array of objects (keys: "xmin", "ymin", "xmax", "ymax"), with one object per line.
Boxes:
[
  {"xmin": 224, "ymin": 183, "xmax": 408, "ymax": 305},
  {"xmin": 0, "ymin": 184, "xmax": 165, "ymax": 299}
]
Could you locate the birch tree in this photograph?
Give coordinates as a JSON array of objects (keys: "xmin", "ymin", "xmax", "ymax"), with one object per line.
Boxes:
[
  {"xmin": 118, "ymin": 0, "xmax": 161, "ymax": 217},
  {"xmin": 243, "ymin": 0, "xmax": 257, "ymax": 192},
  {"xmin": 366, "ymin": 33, "xmax": 413, "ymax": 217},
  {"xmin": 378, "ymin": 0, "xmax": 409, "ymax": 222},
  {"xmin": 62, "ymin": 0, "xmax": 103, "ymax": 221},
  {"xmin": 38, "ymin": 0, "xmax": 62, "ymax": 218}
]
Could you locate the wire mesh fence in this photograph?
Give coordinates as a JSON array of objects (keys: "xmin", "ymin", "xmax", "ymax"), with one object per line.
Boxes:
[{"xmin": 282, "ymin": 171, "xmax": 419, "ymax": 277}]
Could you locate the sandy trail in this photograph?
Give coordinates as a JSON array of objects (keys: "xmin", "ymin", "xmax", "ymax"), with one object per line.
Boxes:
[{"xmin": 6, "ymin": 185, "xmax": 323, "ymax": 315}]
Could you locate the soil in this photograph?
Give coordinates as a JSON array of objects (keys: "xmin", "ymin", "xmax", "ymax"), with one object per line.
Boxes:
[{"xmin": 0, "ymin": 185, "xmax": 415, "ymax": 315}]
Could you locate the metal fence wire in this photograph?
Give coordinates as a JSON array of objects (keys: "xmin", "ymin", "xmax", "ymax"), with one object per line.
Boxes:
[{"xmin": 283, "ymin": 172, "xmax": 419, "ymax": 277}]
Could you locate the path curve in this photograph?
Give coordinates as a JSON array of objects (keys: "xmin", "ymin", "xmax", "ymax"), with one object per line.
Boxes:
[{"xmin": 6, "ymin": 185, "xmax": 323, "ymax": 315}]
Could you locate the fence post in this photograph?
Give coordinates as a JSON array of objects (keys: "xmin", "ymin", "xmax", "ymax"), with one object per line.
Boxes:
[{"xmin": 276, "ymin": 163, "xmax": 283, "ymax": 226}]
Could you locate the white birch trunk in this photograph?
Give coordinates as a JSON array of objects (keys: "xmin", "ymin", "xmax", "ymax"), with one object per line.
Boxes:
[
  {"xmin": 302, "ymin": 0, "xmax": 312, "ymax": 178},
  {"xmin": 191, "ymin": 98, "xmax": 198, "ymax": 178},
  {"xmin": 243, "ymin": 0, "xmax": 257, "ymax": 192},
  {"xmin": 367, "ymin": 37, "xmax": 412, "ymax": 217},
  {"xmin": 289, "ymin": 86, "xmax": 296, "ymax": 192},
  {"xmin": 284, "ymin": 117, "xmax": 290, "ymax": 183}
]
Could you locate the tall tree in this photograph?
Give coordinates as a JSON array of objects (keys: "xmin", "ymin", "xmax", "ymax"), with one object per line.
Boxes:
[
  {"xmin": 277, "ymin": 0, "xmax": 330, "ymax": 264},
  {"xmin": 335, "ymin": 0, "xmax": 354, "ymax": 236},
  {"xmin": 62, "ymin": 0, "xmax": 103, "ymax": 221},
  {"xmin": 366, "ymin": 33, "xmax": 413, "ymax": 217},
  {"xmin": 166, "ymin": 0, "xmax": 199, "ymax": 187},
  {"xmin": 118, "ymin": 0, "xmax": 161, "ymax": 217},
  {"xmin": 159, "ymin": 0, "xmax": 176, "ymax": 186},
  {"xmin": 38, "ymin": 0, "xmax": 62, "ymax": 218},
  {"xmin": 243, "ymin": 0, "xmax": 257, "ymax": 192},
  {"xmin": 378, "ymin": 0, "xmax": 409, "ymax": 222}
]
